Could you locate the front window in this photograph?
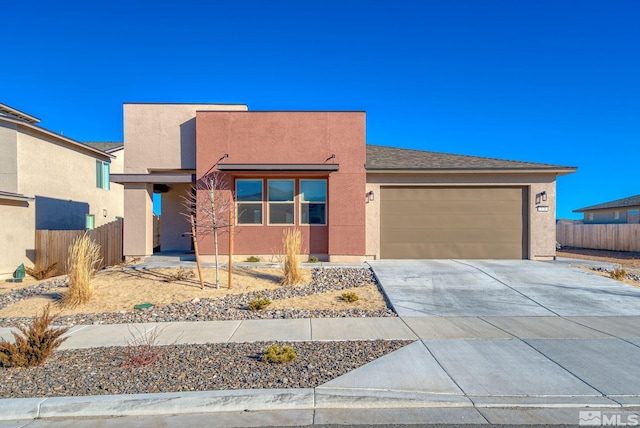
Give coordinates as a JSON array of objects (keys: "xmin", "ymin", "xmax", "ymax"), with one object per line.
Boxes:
[
  {"xmin": 300, "ymin": 179, "xmax": 327, "ymax": 225},
  {"xmin": 236, "ymin": 179, "xmax": 263, "ymax": 224},
  {"xmin": 268, "ymin": 179, "xmax": 294, "ymax": 224}
]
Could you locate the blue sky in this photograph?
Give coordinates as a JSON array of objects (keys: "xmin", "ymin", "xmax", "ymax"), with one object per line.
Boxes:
[{"xmin": 2, "ymin": 0, "xmax": 638, "ymax": 219}]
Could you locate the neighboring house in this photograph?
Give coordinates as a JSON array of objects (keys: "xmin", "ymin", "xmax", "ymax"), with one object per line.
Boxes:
[
  {"xmin": 112, "ymin": 103, "xmax": 576, "ymax": 262},
  {"xmin": 573, "ymin": 194, "xmax": 640, "ymax": 224},
  {"xmin": 0, "ymin": 103, "xmax": 124, "ymax": 279}
]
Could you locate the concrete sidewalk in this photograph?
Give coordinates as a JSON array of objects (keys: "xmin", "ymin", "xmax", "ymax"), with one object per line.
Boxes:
[{"xmin": 2, "ymin": 315, "xmax": 640, "ymax": 426}]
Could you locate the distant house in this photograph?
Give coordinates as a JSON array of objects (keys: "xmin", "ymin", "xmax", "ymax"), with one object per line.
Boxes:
[
  {"xmin": 113, "ymin": 103, "xmax": 576, "ymax": 262},
  {"xmin": 0, "ymin": 103, "xmax": 124, "ymax": 279},
  {"xmin": 573, "ymin": 194, "xmax": 640, "ymax": 224}
]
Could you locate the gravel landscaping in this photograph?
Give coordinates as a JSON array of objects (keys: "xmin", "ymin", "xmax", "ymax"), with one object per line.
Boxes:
[
  {"xmin": 0, "ymin": 267, "xmax": 395, "ymax": 327},
  {"xmin": 0, "ymin": 340, "xmax": 413, "ymax": 398}
]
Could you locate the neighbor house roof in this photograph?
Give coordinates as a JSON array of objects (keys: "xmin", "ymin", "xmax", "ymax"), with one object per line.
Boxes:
[
  {"xmin": 573, "ymin": 194, "xmax": 640, "ymax": 213},
  {"xmin": 0, "ymin": 113, "xmax": 113, "ymax": 161},
  {"xmin": 83, "ymin": 142, "xmax": 124, "ymax": 153},
  {"xmin": 365, "ymin": 144, "xmax": 576, "ymax": 173}
]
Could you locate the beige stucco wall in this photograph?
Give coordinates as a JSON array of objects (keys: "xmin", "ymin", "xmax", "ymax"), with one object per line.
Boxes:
[
  {"xmin": 16, "ymin": 127, "xmax": 124, "ymax": 228},
  {"xmin": 366, "ymin": 172, "xmax": 558, "ymax": 260},
  {"xmin": 123, "ymin": 103, "xmax": 247, "ymax": 173},
  {"xmin": 0, "ymin": 121, "xmax": 18, "ymax": 193},
  {"xmin": 0, "ymin": 200, "xmax": 35, "ymax": 279},
  {"xmin": 122, "ymin": 103, "xmax": 247, "ymax": 257}
]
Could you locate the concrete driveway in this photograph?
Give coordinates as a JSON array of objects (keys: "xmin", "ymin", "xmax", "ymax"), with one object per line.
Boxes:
[{"xmin": 368, "ymin": 259, "xmax": 640, "ymax": 317}]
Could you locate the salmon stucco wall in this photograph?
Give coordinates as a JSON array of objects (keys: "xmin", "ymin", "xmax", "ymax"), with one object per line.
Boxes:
[{"xmin": 195, "ymin": 111, "xmax": 366, "ymax": 261}]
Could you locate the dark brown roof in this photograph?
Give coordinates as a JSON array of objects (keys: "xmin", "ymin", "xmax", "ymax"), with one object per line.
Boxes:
[
  {"xmin": 83, "ymin": 142, "xmax": 124, "ymax": 153},
  {"xmin": 366, "ymin": 145, "xmax": 576, "ymax": 171},
  {"xmin": 574, "ymin": 194, "xmax": 640, "ymax": 213}
]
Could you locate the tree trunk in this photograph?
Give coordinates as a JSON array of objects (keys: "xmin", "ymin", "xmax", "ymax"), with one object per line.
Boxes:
[{"xmin": 190, "ymin": 214, "xmax": 204, "ymax": 289}]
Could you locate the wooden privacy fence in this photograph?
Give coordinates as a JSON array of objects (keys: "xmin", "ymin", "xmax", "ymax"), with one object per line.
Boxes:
[
  {"xmin": 557, "ymin": 223, "xmax": 640, "ymax": 252},
  {"xmin": 35, "ymin": 219, "xmax": 124, "ymax": 276}
]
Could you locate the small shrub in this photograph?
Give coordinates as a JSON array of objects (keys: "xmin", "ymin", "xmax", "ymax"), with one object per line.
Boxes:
[
  {"xmin": 62, "ymin": 233, "xmax": 102, "ymax": 308},
  {"xmin": 163, "ymin": 268, "xmax": 194, "ymax": 282},
  {"xmin": 248, "ymin": 295, "xmax": 271, "ymax": 311},
  {"xmin": 610, "ymin": 265, "xmax": 628, "ymax": 281},
  {"xmin": 246, "ymin": 256, "xmax": 260, "ymax": 263},
  {"xmin": 340, "ymin": 292, "xmax": 359, "ymax": 303},
  {"xmin": 122, "ymin": 326, "xmax": 169, "ymax": 368},
  {"xmin": 307, "ymin": 256, "xmax": 319, "ymax": 263},
  {"xmin": 281, "ymin": 229, "xmax": 304, "ymax": 285},
  {"xmin": 262, "ymin": 345, "xmax": 297, "ymax": 364},
  {"xmin": 0, "ymin": 305, "xmax": 69, "ymax": 368},
  {"xmin": 25, "ymin": 263, "xmax": 58, "ymax": 280}
]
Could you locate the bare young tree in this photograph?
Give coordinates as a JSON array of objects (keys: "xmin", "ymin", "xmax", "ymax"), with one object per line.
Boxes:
[{"xmin": 182, "ymin": 171, "xmax": 233, "ymax": 289}]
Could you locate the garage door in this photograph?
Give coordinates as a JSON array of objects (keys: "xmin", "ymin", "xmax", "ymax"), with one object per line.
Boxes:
[{"xmin": 380, "ymin": 187, "xmax": 528, "ymax": 259}]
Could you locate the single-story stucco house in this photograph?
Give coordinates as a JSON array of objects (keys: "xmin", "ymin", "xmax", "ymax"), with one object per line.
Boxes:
[
  {"xmin": 573, "ymin": 194, "xmax": 640, "ymax": 224},
  {"xmin": 112, "ymin": 103, "xmax": 576, "ymax": 262}
]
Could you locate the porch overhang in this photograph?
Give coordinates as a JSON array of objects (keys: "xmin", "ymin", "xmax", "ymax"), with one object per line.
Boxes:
[
  {"xmin": 216, "ymin": 163, "xmax": 339, "ymax": 172},
  {"xmin": 110, "ymin": 173, "xmax": 195, "ymax": 184}
]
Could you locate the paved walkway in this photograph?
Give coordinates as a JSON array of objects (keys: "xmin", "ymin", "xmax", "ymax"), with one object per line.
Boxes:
[{"xmin": 2, "ymin": 260, "xmax": 640, "ymax": 426}]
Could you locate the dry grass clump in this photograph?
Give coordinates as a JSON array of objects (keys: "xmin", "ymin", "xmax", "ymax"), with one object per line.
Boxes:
[
  {"xmin": 262, "ymin": 345, "xmax": 297, "ymax": 364},
  {"xmin": 281, "ymin": 229, "xmax": 304, "ymax": 286},
  {"xmin": 0, "ymin": 305, "xmax": 69, "ymax": 368},
  {"xmin": 62, "ymin": 233, "xmax": 102, "ymax": 308},
  {"xmin": 24, "ymin": 263, "xmax": 58, "ymax": 280}
]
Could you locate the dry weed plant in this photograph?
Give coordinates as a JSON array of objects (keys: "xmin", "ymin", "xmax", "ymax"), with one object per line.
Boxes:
[
  {"xmin": 610, "ymin": 264, "xmax": 628, "ymax": 281},
  {"xmin": 24, "ymin": 263, "xmax": 58, "ymax": 280},
  {"xmin": 122, "ymin": 325, "xmax": 179, "ymax": 368},
  {"xmin": 281, "ymin": 229, "xmax": 304, "ymax": 286},
  {"xmin": 163, "ymin": 267, "xmax": 195, "ymax": 282},
  {"xmin": 0, "ymin": 305, "xmax": 69, "ymax": 368},
  {"xmin": 62, "ymin": 233, "xmax": 102, "ymax": 308}
]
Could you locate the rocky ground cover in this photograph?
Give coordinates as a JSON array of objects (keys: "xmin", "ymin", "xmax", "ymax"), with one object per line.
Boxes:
[
  {"xmin": 0, "ymin": 267, "xmax": 395, "ymax": 327},
  {"xmin": 0, "ymin": 340, "xmax": 412, "ymax": 398}
]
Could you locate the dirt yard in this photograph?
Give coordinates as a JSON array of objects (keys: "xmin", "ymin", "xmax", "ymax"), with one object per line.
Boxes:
[
  {"xmin": 558, "ymin": 248, "xmax": 640, "ymax": 268},
  {"xmin": 0, "ymin": 266, "xmax": 388, "ymax": 319}
]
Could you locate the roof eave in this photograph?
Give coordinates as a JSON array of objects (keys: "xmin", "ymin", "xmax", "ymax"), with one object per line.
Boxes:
[{"xmin": 365, "ymin": 167, "xmax": 577, "ymax": 175}]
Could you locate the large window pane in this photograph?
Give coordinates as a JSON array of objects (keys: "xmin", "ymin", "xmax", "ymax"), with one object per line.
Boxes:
[
  {"xmin": 95, "ymin": 160, "xmax": 103, "ymax": 188},
  {"xmin": 103, "ymin": 162, "xmax": 110, "ymax": 190},
  {"xmin": 301, "ymin": 203, "xmax": 326, "ymax": 225},
  {"xmin": 269, "ymin": 203, "xmax": 294, "ymax": 224},
  {"xmin": 237, "ymin": 180, "xmax": 263, "ymax": 201},
  {"xmin": 237, "ymin": 203, "xmax": 263, "ymax": 224},
  {"xmin": 300, "ymin": 180, "xmax": 326, "ymax": 202},
  {"xmin": 268, "ymin": 180, "xmax": 294, "ymax": 202}
]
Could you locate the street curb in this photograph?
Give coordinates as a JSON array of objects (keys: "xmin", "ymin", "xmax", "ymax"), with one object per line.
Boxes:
[{"xmin": 3, "ymin": 388, "xmax": 636, "ymax": 422}]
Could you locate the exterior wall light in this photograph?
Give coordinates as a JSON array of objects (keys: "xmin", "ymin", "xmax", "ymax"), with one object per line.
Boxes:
[{"xmin": 367, "ymin": 191, "xmax": 374, "ymax": 202}]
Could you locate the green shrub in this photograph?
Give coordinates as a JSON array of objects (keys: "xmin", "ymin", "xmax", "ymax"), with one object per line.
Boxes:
[
  {"xmin": 263, "ymin": 345, "xmax": 297, "ymax": 364},
  {"xmin": 246, "ymin": 256, "xmax": 260, "ymax": 263},
  {"xmin": 0, "ymin": 305, "xmax": 69, "ymax": 368},
  {"xmin": 248, "ymin": 295, "xmax": 271, "ymax": 311},
  {"xmin": 340, "ymin": 292, "xmax": 359, "ymax": 303},
  {"xmin": 610, "ymin": 265, "xmax": 628, "ymax": 281},
  {"xmin": 307, "ymin": 256, "xmax": 319, "ymax": 263}
]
